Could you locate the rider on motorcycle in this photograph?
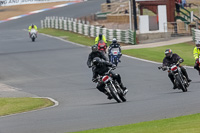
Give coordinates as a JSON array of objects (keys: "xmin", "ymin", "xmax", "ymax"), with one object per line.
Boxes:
[
  {"xmin": 193, "ymin": 40, "xmax": 200, "ymax": 75},
  {"xmin": 162, "ymin": 49, "xmax": 191, "ymax": 89},
  {"xmin": 92, "ymin": 57, "xmax": 128, "ymax": 99},
  {"xmin": 87, "ymin": 45, "xmax": 108, "ymax": 68},
  {"xmin": 28, "ymin": 24, "xmax": 38, "ymax": 37},
  {"xmin": 97, "ymin": 40, "xmax": 107, "ymax": 54},
  {"xmin": 95, "ymin": 33, "xmax": 107, "ymax": 45},
  {"xmin": 108, "ymin": 38, "xmax": 122, "ymax": 62}
]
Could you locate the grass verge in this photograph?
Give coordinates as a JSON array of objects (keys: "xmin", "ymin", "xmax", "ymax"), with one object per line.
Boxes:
[
  {"xmin": 122, "ymin": 43, "xmax": 196, "ymax": 66},
  {"xmin": 69, "ymin": 113, "xmax": 200, "ymax": 133},
  {"xmin": 0, "ymin": 97, "xmax": 54, "ymax": 116}
]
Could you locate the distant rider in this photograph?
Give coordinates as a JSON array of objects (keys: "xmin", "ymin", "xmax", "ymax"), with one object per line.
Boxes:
[
  {"xmin": 108, "ymin": 38, "xmax": 122, "ymax": 62},
  {"xmin": 95, "ymin": 33, "xmax": 107, "ymax": 45},
  {"xmin": 87, "ymin": 45, "xmax": 108, "ymax": 68},
  {"xmin": 28, "ymin": 24, "xmax": 38, "ymax": 37},
  {"xmin": 162, "ymin": 49, "xmax": 191, "ymax": 89},
  {"xmin": 92, "ymin": 57, "xmax": 128, "ymax": 99},
  {"xmin": 193, "ymin": 40, "xmax": 200, "ymax": 75},
  {"xmin": 97, "ymin": 40, "xmax": 107, "ymax": 54},
  {"xmin": 87, "ymin": 45, "xmax": 108, "ymax": 78}
]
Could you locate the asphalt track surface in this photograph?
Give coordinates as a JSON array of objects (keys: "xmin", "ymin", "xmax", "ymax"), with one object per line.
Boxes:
[{"xmin": 0, "ymin": 1, "xmax": 200, "ymax": 133}]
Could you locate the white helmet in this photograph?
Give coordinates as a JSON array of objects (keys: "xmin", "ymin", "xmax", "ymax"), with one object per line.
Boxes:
[
  {"xmin": 195, "ymin": 40, "xmax": 200, "ymax": 48},
  {"xmin": 112, "ymin": 38, "xmax": 117, "ymax": 44}
]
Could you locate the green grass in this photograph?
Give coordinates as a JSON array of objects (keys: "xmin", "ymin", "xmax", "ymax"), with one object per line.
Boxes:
[
  {"xmin": 39, "ymin": 28, "xmax": 95, "ymax": 46},
  {"xmin": 122, "ymin": 43, "xmax": 196, "ymax": 66},
  {"xmin": 0, "ymin": 97, "xmax": 54, "ymax": 116},
  {"xmin": 69, "ymin": 113, "xmax": 200, "ymax": 133}
]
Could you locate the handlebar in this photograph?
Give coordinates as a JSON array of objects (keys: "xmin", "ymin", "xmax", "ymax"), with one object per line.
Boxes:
[
  {"xmin": 158, "ymin": 66, "xmax": 169, "ymax": 71},
  {"xmin": 107, "ymin": 67, "xmax": 116, "ymax": 73}
]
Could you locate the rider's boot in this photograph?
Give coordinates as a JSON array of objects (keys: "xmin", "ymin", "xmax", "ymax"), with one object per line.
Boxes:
[
  {"xmin": 181, "ymin": 68, "xmax": 192, "ymax": 82},
  {"xmin": 119, "ymin": 54, "xmax": 122, "ymax": 62},
  {"xmin": 169, "ymin": 77, "xmax": 177, "ymax": 89},
  {"xmin": 103, "ymin": 91, "xmax": 112, "ymax": 100},
  {"xmin": 173, "ymin": 83, "xmax": 178, "ymax": 89},
  {"xmin": 119, "ymin": 83, "xmax": 128, "ymax": 95},
  {"xmin": 187, "ymin": 79, "xmax": 192, "ymax": 82}
]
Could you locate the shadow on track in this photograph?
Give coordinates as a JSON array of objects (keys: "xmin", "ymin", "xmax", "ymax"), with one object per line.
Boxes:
[{"xmin": 165, "ymin": 91, "xmax": 192, "ymax": 94}]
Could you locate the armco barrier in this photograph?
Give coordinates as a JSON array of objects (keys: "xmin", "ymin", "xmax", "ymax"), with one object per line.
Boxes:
[
  {"xmin": 41, "ymin": 16, "xmax": 135, "ymax": 44},
  {"xmin": 192, "ymin": 28, "xmax": 200, "ymax": 42}
]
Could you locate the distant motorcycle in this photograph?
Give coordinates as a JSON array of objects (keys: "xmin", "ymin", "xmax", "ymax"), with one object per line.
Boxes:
[
  {"xmin": 158, "ymin": 63, "xmax": 189, "ymax": 92},
  {"xmin": 110, "ymin": 48, "xmax": 121, "ymax": 66},
  {"xmin": 96, "ymin": 68, "xmax": 126, "ymax": 103},
  {"xmin": 30, "ymin": 29, "xmax": 37, "ymax": 42}
]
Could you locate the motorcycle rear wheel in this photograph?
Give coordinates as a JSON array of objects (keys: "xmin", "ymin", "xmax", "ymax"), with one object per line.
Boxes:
[{"xmin": 114, "ymin": 58, "xmax": 118, "ymax": 66}]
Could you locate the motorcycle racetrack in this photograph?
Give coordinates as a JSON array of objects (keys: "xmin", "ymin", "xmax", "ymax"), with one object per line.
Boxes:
[{"xmin": 0, "ymin": 0, "xmax": 200, "ymax": 133}]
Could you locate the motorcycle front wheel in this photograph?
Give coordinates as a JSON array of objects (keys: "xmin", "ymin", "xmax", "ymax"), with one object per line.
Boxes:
[
  {"xmin": 175, "ymin": 74, "xmax": 187, "ymax": 92},
  {"xmin": 32, "ymin": 37, "xmax": 35, "ymax": 42},
  {"xmin": 107, "ymin": 83, "xmax": 121, "ymax": 103}
]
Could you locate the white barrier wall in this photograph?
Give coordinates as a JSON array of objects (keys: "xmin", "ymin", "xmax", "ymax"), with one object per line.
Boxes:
[
  {"xmin": 41, "ymin": 16, "xmax": 135, "ymax": 44},
  {"xmin": 139, "ymin": 15, "xmax": 149, "ymax": 33},
  {"xmin": 0, "ymin": 0, "xmax": 81, "ymax": 6},
  {"xmin": 158, "ymin": 5, "xmax": 167, "ymax": 32},
  {"xmin": 192, "ymin": 29, "xmax": 200, "ymax": 42}
]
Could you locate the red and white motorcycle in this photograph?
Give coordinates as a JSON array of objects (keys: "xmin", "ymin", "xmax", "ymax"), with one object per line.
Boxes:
[
  {"xmin": 97, "ymin": 68, "xmax": 126, "ymax": 103},
  {"xmin": 158, "ymin": 63, "xmax": 189, "ymax": 92}
]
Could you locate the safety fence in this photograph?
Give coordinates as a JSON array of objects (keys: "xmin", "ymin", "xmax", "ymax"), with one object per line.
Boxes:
[
  {"xmin": 41, "ymin": 16, "xmax": 135, "ymax": 44},
  {"xmin": 192, "ymin": 28, "xmax": 200, "ymax": 42}
]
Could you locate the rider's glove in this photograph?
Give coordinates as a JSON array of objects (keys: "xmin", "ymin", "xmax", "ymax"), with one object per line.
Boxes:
[
  {"xmin": 92, "ymin": 78, "xmax": 98, "ymax": 83},
  {"xmin": 162, "ymin": 66, "xmax": 167, "ymax": 71},
  {"xmin": 179, "ymin": 58, "xmax": 183, "ymax": 63},
  {"xmin": 88, "ymin": 65, "xmax": 92, "ymax": 68},
  {"xmin": 158, "ymin": 66, "xmax": 162, "ymax": 70},
  {"xmin": 112, "ymin": 64, "xmax": 116, "ymax": 69}
]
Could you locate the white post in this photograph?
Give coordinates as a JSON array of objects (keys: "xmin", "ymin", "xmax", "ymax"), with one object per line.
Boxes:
[
  {"xmin": 158, "ymin": 5, "xmax": 167, "ymax": 32},
  {"xmin": 129, "ymin": 0, "xmax": 132, "ymax": 30},
  {"xmin": 139, "ymin": 15, "xmax": 149, "ymax": 33},
  {"xmin": 41, "ymin": 20, "xmax": 44, "ymax": 29},
  {"xmin": 64, "ymin": 20, "xmax": 67, "ymax": 30},
  {"xmin": 191, "ymin": 11, "xmax": 194, "ymax": 22}
]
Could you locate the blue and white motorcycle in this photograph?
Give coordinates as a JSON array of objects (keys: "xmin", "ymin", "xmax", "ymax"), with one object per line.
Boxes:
[{"xmin": 109, "ymin": 48, "xmax": 121, "ymax": 66}]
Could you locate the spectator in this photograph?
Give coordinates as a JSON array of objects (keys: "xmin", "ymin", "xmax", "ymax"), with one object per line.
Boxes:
[
  {"xmin": 124, "ymin": 9, "xmax": 128, "ymax": 14},
  {"xmin": 106, "ymin": 0, "xmax": 111, "ymax": 10},
  {"xmin": 175, "ymin": 0, "xmax": 182, "ymax": 16},
  {"xmin": 182, "ymin": 0, "xmax": 186, "ymax": 7}
]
